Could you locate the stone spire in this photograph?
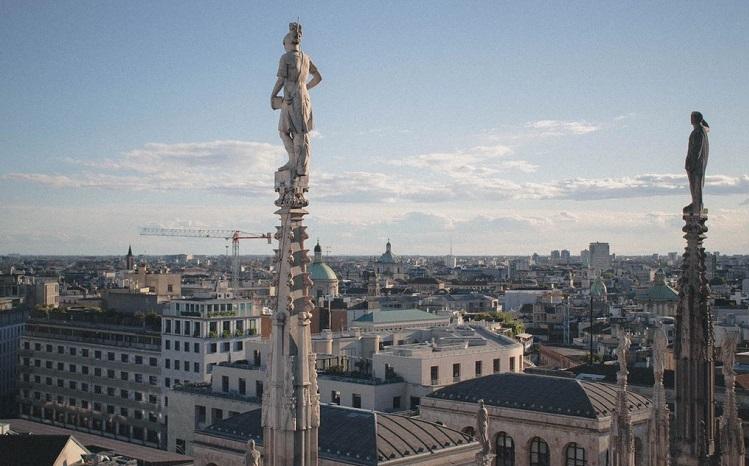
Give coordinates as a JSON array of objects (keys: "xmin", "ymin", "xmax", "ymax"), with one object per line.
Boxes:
[
  {"xmin": 719, "ymin": 331, "xmax": 745, "ymax": 466},
  {"xmin": 673, "ymin": 209, "xmax": 716, "ymax": 464},
  {"xmin": 262, "ymin": 23, "xmax": 321, "ymax": 466},
  {"xmin": 609, "ymin": 333, "xmax": 634, "ymax": 466},
  {"xmin": 647, "ymin": 327, "xmax": 671, "ymax": 466}
]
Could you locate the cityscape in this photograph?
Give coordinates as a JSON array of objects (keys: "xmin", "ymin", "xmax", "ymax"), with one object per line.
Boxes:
[{"xmin": 2, "ymin": 2, "xmax": 749, "ymax": 466}]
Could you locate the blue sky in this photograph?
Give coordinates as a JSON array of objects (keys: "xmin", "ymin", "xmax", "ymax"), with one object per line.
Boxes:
[{"xmin": 2, "ymin": 1, "xmax": 748, "ymax": 256}]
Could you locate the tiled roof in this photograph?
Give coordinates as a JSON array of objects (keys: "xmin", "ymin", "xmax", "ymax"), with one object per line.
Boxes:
[
  {"xmin": 200, "ymin": 404, "xmax": 474, "ymax": 465},
  {"xmin": 428, "ymin": 372, "xmax": 651, "ymax": 419}
]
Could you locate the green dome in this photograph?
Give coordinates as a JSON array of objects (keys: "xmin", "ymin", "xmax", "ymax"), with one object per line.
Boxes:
[{"xmin": 310, "ymin": 261, "xmax": 338, "ymax": 281}]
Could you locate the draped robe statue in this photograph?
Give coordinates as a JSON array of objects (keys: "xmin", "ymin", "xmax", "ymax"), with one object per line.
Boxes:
[
  {"xmin": 685, "ymin": 111, "xmax": 709, "ymax": 213},
  {"xmin": 270, "ymin": 23, "xmax": 322, "ymax": 188}
]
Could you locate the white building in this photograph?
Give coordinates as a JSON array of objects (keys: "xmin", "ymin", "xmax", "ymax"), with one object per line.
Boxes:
[{"xmin": 161, "ymin": 297, "xmax": 261, "ymax": 402}]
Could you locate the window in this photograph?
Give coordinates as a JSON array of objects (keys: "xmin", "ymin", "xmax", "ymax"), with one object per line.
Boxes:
[
  {"xmin": 392, "ymin": 396, "xmax": 401, "ymax": 410},
  {"xmin": 135, "ymin": 373, "xmax": 143, "ymax": 383},
  {"xmin": 175, "ymin": 340, "xmax": 180, "ymax": 351},
  {"xmin": 45, "ymin": 361, "xmax": 52, "ymax": 369},
  {"xmin": 121, "ymin": 371, "xmax": 129, "ymax": 381},
  {"xmin": 496, "ymin": 432, "xmax": 515, "ymax": 466},
  {"xmin": 256, "ymin": 381, "xmax": 263, "ymax": 400},
  {"xmin": 331, "ymin": 391, "xmax": 341, "ymax": 405},
  {"xmin": 239, "ymin": 378, "xmax": 246, "ymax": 395},
  {"xmin": 410, "ymin": 396, "xmax": 420, "ymax": 410},
  {"xmin": 175, "ymin": 320, "xmax": 181, "ymax": 334},
  {"xmin": 57, "ymin": 345, "xmax": 64, "ymax": 354},
  {"xmin": 165, "ymin": 359, "xmax": 171, "ymax": 369},
  {"xmin": 453, "ymin": 363, "xmax": 461, "ymax": 381},
  {"xmin": 135, "ymin": 355, "xmax": 143, "ymax": 364},
  {"xmin": 94, "ymin": 368, "xmax": 102, "ymax": 377},
  {"xmin": 121, "ymin": 353, "xmax": 128, "ymax": 363},
  {"xmin": 120, "ymin": 408, "xmax": 128, "ymax": 417},
  {"xmin": 149, "ymin": 357, "xmax": 158, "ymax": 367},
  {"xmin": 194, "ymin": 343, "xmax": 200, "ymax": 353},
  {"xmin": 510, "ymin": 357, "xmax": 516, "ymax": 372},
  {"xmin": 82, "ymin": 348, "xmax": 89, "ymax": 357},
  {"xmin": 165, "ymin": 340, "xmax": 171, "ymax": 350},
  {"xmin": 222, "ymin": 376, "xmax": 229, "ymax": 393},
  {"xmin": 565, "ymin": 443, "xmax": 586, "ymax": 466},
  {"xmin": 209, "ymin": 343, "xmax": 217, "ymax": 354},
  {"xmin": 222, "ymin": 342, "xmax": 230, "ymax": 352},
  {"xmin": 352, "ymin": 393, "xmax": 362, "ymax": 408},
  {"xmin": 46, "ymin": 344, "xmax": 52, "ymax": 352},
  {"xmin": 107, "ymin": 369, "xmax": 115, "ymax": 379},
  {"xmin": 195, "ymin": 405, "xmax": 206, "ymax": 427},
  {"xmin": 234, "ymin": 341, "xmax": 243, "ymax": 351},
  {"xmin": 184, "ymin": 321, "xmax": 190, "ymax": 336},
  {"xmin": 168, "ymin": 284, "xmax": 174, "ymax": 293},
  {"xmin": 475, "ymin": 360, "xmax": 482, "ymax": 376},
  {"xmin": 193, "ymin": 362, "xmax": 200, "ymax": 373},
  {"xmin": 174, "ymin": 360, "xmax": 180, "ymax": 370},
  {"xmin": 165, "ymin": 378, "xmax": 171, "ymax": 388},
  {"xmin": 107, "ymin": 352, "xmax": 115, "ymax": 361},
  {"xmin": 120, "ymin": 389, "xmax": 129, "ymax": 399},
  {"xmin": 530, "ymin": 437, "xmax": 550, "ymax": 466},
  {"xmin": 69, "ymin": 347, "xmax": 77, "ymax": 356},
  {"xmin": 430, "ymin": 366, "xmax": 439, "ymax": 385},
  {"xmin": 165, "ymin": 319, "xmax": 172, "ymax": 334},
  {"xmin": 176, "ymin": 439, "xmax": 186, "ymax": 455},
  {"xmin": 107, "ymin": 387, "xmax": 115, "ymax": 396},
  {"xmin": 184, "ymin": 360, "xmax": 189, "ymax": 371},
  {"xmin": 82, "ymin": 366, "xmax": 89, "ymax": 375},
  {"xmin": 94, "ymin": 350, "xmax": 101, "ymax": 360},
  {"xmin": 211, "ymin": 408, "xmax": 223, "ymax": 422}
]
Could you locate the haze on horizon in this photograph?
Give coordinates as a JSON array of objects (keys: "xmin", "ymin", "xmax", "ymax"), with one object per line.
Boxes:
[{"xmin": 1, "ymin": 1, "xmax": 748, "ymax": 257}]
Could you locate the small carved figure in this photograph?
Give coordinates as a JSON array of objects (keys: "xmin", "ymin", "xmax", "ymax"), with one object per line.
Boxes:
[
  {"xmin": 476, "ymin": 399, "xmax": 490, "ymax": 454},
  {"xmin": 617, "ymin": 333, "xmax": 631, "ymax": 375},
  {"xmin": 245, "ymin": 439, "xmax": 261, "ymax": 466},
  {"xmin": 271, "ymin": 22, "xmax": 322, "ymax": 184},
  {"xmin": 685, "ymin": 111, "xmax": 710, "ymax": 213}
]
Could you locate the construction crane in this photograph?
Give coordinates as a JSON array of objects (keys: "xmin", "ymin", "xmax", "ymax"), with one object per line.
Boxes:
[{"xmin": 139, "ymin": 227, "xmax": 272, "ymax": 292}]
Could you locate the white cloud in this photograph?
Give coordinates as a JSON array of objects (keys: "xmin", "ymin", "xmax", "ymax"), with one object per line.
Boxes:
[{"xmin": 525, "ymin": 120, "xmax": 599, "ymax": 136}]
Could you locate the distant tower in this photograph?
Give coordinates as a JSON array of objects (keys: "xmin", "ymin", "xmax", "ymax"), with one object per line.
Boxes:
[{"xmin": 126, "ymin": 245, "xmax": 135, "ymax": 270}]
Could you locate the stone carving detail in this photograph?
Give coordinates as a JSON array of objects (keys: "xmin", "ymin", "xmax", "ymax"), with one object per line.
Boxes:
[
  {"xmin": 719, "ymin": 331, "xmax": 745, "ymax": 466},
  {"xmin": 610, "ymin": 334, "xmax": 634, "ymax": 466},
  {"xmin": 647, "ymin": 327, "xmax": 671, "ymax": 466},
  {"xmin": 674, "ymin": 210, "xmax": 717, "ymax": 462}
]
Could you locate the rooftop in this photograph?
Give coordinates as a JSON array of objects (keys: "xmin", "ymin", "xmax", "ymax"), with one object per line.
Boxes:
[
  {"xmin": 200, "ymin": 404, "xmax": 474, "ymax": 465},
  {"xmin": 353, "ymin": 308, "xmax": 446, "ymax": 324},
  {"xmin": 428, "ymin": 372, "xmax": 651, "ymax": 419}
]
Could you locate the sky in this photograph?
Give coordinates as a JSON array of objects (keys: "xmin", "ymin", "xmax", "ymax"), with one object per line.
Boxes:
[{"xmin": 1, "ymin": 1, "xmax": 749, "ymax": 257}]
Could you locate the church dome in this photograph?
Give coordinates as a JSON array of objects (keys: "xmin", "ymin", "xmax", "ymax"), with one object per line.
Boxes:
[
  {"xmin": 310, "ymin": 240, "xmax": 338, "ymax": 282},
  {"xmin": 590, "ymin": 276, "xmax": 607, "ymax": 299},
  {"xmin": 310, "ymin": 261, "xmax": 338, "ymax": 282}
]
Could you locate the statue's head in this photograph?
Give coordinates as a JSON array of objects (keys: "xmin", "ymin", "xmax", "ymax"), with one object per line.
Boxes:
[
  {"xmin": 248, "ymin": 439, "xmax": 256, "ymax": 449},
  {"xmin": 691, "ymin": 111, "xmax": 709, "ymax": 129},
  {"xmin": 283, "ymin": 22, "xmax": 302, "ymax": 51}
]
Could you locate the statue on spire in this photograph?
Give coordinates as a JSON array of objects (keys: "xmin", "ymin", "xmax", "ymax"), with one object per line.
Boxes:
[
  {"xmin": 271, "ymin": 22, "xmax": 322, "ymax": 188},
  {"xmin": 685, "ymin": 111, "xmax": 710, "ymax": 213}
]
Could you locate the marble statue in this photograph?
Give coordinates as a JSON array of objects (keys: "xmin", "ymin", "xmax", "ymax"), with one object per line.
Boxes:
[
  {"xmin": 271, "ymin": 22, "xmax": 322, "ymax": 186},
  {"xmin": 616, "ymin": 333, "xmax": 631, "ymax": 375},
  {"xmin": 246, "ymin": 439, "xmax": 261, "ymax": 466},
  {"xmin": 685, "ymin": 111, "xmax": 709, "ymax": 213},
  {"xmin": 476, "ymin": 400, "xmax": 490, "ymax": 454}
]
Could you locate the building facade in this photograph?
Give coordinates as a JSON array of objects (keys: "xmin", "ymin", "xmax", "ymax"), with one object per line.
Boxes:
[{"xmin": 17, "ymin": 317, "xmax": 164, "ymax": 448}]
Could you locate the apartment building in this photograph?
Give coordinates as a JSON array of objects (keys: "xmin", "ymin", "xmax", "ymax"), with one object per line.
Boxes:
[
  {"xmin": 160, "ymin": 297, "xmax": 261, "ymax": 393},
  {"xmin": 17, "ymin": 315, "xmax": 164, "ymax": 449}
]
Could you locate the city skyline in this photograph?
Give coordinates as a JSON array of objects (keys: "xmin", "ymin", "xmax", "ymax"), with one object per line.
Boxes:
[{"xmin": 2, "ymin": 1, "xmax": 749, "ymax": 255}]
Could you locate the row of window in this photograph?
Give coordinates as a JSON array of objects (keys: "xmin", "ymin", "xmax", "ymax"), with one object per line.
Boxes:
[
  {"xmin": 21, "ymin": 373, "xmax": 159, "ymax": 395},
  {"xmin": 164, "ymin": 339, "xmax": 243, "ymax": 354},
  {"xmin": 22, "ymin": 341, "xmax": 158, "ymax": 366},
  {"xmin": 21, "ymin": 358, "xmax": 157, "ymax": 385},
  {"xmin": 22, "ymin": 404, "xmax": 160, "ymax": 443},
  {"xmin": 22, "ymin": 389, "xmax": 159, "ymax": 410},
  {"xmin": 164, "ymin": 317, "xmax": 253, "ymax": 336},
  {"xmin": 462, "ymin": 432, "xmax": 586, "ymax": 466},
  {"xmin": 164, "ymin": 359, "xmax": 201, "ymax": 374},
  {"xmin": 429, "ymin": 357, "xmax": 516, "ymax": 384}
]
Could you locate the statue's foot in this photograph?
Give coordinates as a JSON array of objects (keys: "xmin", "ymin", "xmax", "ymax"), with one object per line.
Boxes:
[
  {"xmin": 277, "ymin": 163, "xmax": 291, "ymax": 171},
  {"xmin": 683, "ymin": 203, "xmax": 693, "ymax": 214}
]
